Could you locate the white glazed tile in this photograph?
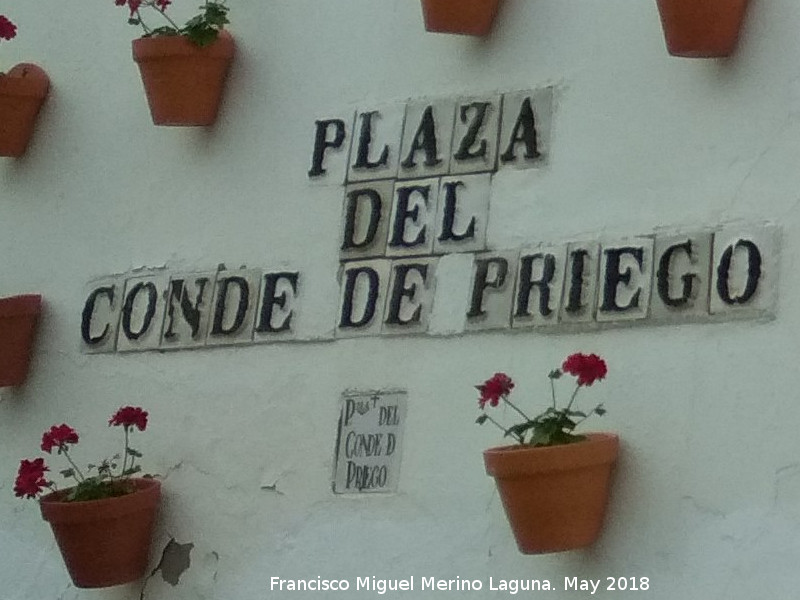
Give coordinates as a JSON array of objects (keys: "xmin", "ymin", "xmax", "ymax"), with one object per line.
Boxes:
[
  {"xmin": 80, "ymin": 276, "xmax": 126, "ymax": 354},
  {"xmin": 252, "ymin": 270, "xmax": 301, "ymax": 343},
  {"xmin": 205, "ymin": 269, "xmax": 263, "ymax": 346},
  {"xmin": 465, "ymin": 250, "xmax": 519, "ymax": 331},
  {"xmin": 381, "ymin": 257, "xmax": 438, "ymax": 336},
  {"xmin": 559, "ymin": 241, "xmax": 601, "ymax": 325},
  {"xmin": 710, "ymin": 223, "xmax": 780, "ymax": 318},
  {"xmin": 397, "ymin": 99, "xmax": 455, "ymax": 180},
  {"xmin": 160, "ymin": 272, "xmax": 217, "ymax": 350},
  {"xmin": 346, "ymin": 103, "xmax": 406, "ymax": 183},
  {"xmin": 450, "ymin": 95, "xmax": 501, "ymax": 175},
  {"xmin": 116, "ymin": 272, "xmax": 170, "ymax": 353},
  {"xmin": 339, "ymin": 180, "xmax": 393, "ymax": 261},
  {"xmin": 651, "ymin": 232, "xmax": 712, "ymax": 321},
  {"xmin": 596, "ymin": 237, "xmax": 654, "ymax": 323},
  {"xmin": 498, "ymin": 88, "xmax": 553, "ymax": 169},
  {"xmin": 336, "ymin": 259, "xmax": 391, "ymax": 338},
  {"xmin": 512, "ymin": 243, "xmax": 568, "ymax": 329},
  {"xmin": 385, "ymin": 178, "xmax": 440, "ymax": 258},
  {"xmin": 432, "ymin": 173, "xmax": 490, "ymax": 255}
]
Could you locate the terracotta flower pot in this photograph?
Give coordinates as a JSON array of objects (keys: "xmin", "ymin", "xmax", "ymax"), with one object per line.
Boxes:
[
  {"xmin": 0, "ymin": 294, "xmax": 43, "ymax": 387},
  {"xmin": 655, "ymin": 0, "xmax": 750, "ymax": 58},
  {"xmin": 132, "ymin": 31, "xmax": 235, "ymax": 126},
  {"xmin": 421, "ymin": 0, "xmax": 502, "ymax": 36},
  {"xmin": 39, "ymin": 478, "xmax": 161, "ymax": 588},
  {"xmin": 483, "ymin": 433, "xmax": 619, "ymax": 554},
  {"xmin": 0, "ymin": 64, "xmax": 50, "ymax": 157}
]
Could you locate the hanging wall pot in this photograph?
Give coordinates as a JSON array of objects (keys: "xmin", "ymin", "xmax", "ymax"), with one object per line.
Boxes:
[
  {"xmin": 0, "ymin": 294, "xmax": 43, "ymax": 387},
  {"xmin": 483, "ymin": 433, "xmax": 619, "ymax": 554},
  {"xmin": 421, "ymin": 0, "xmax": 502, "ymax": 36},
  {"xmin": 655, "ymin": 0, "xmax": 750, "ymax": 58},
  {"xmin": 39, "ymin": 478, "xmax": 161, "ymax": 588},
  {"xmin": 0, "ymin": 64, "xmax": 50, "ymax": 157},
  {"xmin": 132, "ymin": 30, "xmax": 235, "ymax": 126}
]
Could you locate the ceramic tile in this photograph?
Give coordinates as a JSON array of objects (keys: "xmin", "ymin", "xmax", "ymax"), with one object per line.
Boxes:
[
  {"xmin": 115, "ymin": 272, "xmax": 170, "ymax": 353},
  {"xmin": 346, "ymin": 103, "xmax": 405, "ymax": 183},
  {"xmin": 339, "ymin": 180, "xmax": 393, "ymax": 261},
  {"xmin": 596, "ymin": 237, "xmax": 654, "ymax": 323},
  {"xmin": 205, "ymin": 269, "xmax": 263, "ymax": 346},
  {"xmin": 559, "ymin": 241, "xmax": 601, "ymax": 325},
  {"xmin": 432, "ymin": 173, "xmax": 490, "ymax": 255},
  {"xmin": 397, "ymin": 99, "xmax": 455, "ymax": 180},
  {"xmin": 498, "ymin": 88, "xmax": 553, "ymax": 169},
  {"xmin": 336, "ymin": 259, "xmax": 391, "ymax": 338},
  {"xmin": 80, "ymin": 276, "xmax": 125, "ymax": 354},
  {"xmin": 710, "ymin": 223, "xmax": 780, "ymax": 318},
  {"xmin": 160, "ymin": 272, "xmax": 217, "ymax": 350},
  {"xmin": 307, "ymin": 111, "xmax": 356, "ymax": 185},
  {"xmin": 385, "ymin": 178, "xmax": 440, "ymax": 258},
  {"xmin": 252, "ymin": 270, "xmax": 301, "ymax": 343},
  {"xmin": 450, "ymin": 95, "xmax": 501, "ymax": 175},
  {"xmin": 651, "ymin": 232, "xmax": 712, "ymax": 321},
  {"xmin": 512, "ymin": 243, "xmax": 568, "ymax": 329},
  {"xmin": 381, "ymin": 257, "xmax": 438, "ymax": 336},
  {"xmin": 465, "ymin": 250, "xmax": 518, "ymax": 331}
]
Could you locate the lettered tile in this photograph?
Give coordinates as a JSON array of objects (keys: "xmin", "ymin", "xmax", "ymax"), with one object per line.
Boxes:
[
  {"xmin": 80, "ymin": 276, "xmax": 125, "ymax": 354},
  {"xmin": 253, "ymin": 270, "xmax": 301, "ymax": 343},
  {"xmin": 465, "ymin": 250, "xmax": 518, "ymax": 332},
  {"xmin": 346, "ymin": 103, "xmax": 405, "ymax": 183},
  {"xmin": 336, "ymin": 259, "xmax": 391, "ymax": 338},
  {"xmin": 651, "ymin": 232, "xmax": 712, "ymax": 321},
  {"xmin": 432, "ymin": 173, "xmax": 490, "ymax": 255},
  {"xmin": 307, "ymin": 111, "xmax": 356, "ymax": 185},
  {"xmin": 596, "ymin": 237, "xmax": 654, "ymax": 323},
  {"xmin": 710, "ymin": 223, "xmax": 780, "ymax": 318},
  {"xmin": 498, "ymin": 88, "xmax": 553, "ymax": 169},
  {"xmin": 382, "ymin": 257, "xmax": 438, "ymax": 336},
  {"xmin": 397, "ymin": 99, "xmax": 456, "ymax": 180},
  {"xmin": 116, "ymin": 272, "xmax": 170, "ymax": 353},
  {"xmin": 450, "ymin": 95, "xmax": 501, "ymax": 175},
  {"xmin": 205, "ymin": 269, "xmax": 262, "ymax": 346},
  {"xmin": 339, "ymin": 180, "xmax": 393, "ymax": 261},
  {"xmin": 160, "ymin": 272, "xmax": 217, "ymax": 350},
  {"xmin": 385, "ymin": 178, "xmax": 440, "ymax": 258},
  {"xmin": 559, "ymin": 242, "xmax": 601, "ymax": 325},
  {"xmin": 513, "ymin": 243, "xmax": 568, "ymax": 329}
]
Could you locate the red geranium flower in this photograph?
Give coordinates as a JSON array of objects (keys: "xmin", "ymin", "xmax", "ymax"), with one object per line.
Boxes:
[
  {"xmin": 562, "ymin": 353, "xmax": 608, "ymax": 387},
  {"xmin": 477, "ymin": 372, "xmax": 514, "ymax": 409},
  {"xmin": 0, "ymin": 15, "xmax": 17, "ymax": 41},
  {"xmin": 14, "ymin": 458, "xmax": 50, "ymax": 498},
  {"xmin": 109, "ymin": 406, "xmax": 148, "ymax": 431},
  {"xmin": 40, "ymin": 424, "xmax": 79, "ymax": 454}
]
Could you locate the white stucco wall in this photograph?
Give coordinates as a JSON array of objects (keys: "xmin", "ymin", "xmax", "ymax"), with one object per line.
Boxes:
[{"xmin": 3, "ymin": 0, "xmax": 800, "ymax": 598}]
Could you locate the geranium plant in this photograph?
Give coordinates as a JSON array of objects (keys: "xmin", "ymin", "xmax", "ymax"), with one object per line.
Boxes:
[
  {"xmin": 14, "ymin": 406, "xmax": 151, "ymax": 502},
  {"xmin": 476, "ymin": 353, "xmax": 608, "ymax": 447},
  {"xmin": 116, "ymin": 0, "xmax": 229, "ymax": 46},
  {"xmin": 0, "ymin": 13, "xmax": 17, "ymax": 71}
]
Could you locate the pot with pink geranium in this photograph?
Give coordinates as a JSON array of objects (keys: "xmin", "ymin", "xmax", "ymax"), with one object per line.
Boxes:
[
  {"xmin": 14, "ymin": 406, "xmax": 161, "ymax": 588},
  {"xmin": 0, "ymin": 13, "xmax": 50, "ymax": 157},
  {"xmin": 476, "ymin": 353, "xmax": 619, "ymax": 554},
  {"xmin": 113, "ymin": 0, "xmax": 234, "ymax": 126}
]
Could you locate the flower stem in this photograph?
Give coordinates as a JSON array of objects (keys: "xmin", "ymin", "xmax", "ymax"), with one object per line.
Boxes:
[
  {"xmin": 503, "ymin": 396, "xmax": 532, "ymax": 423},
  {"xmin": 565, "ymin": 383, "xmax": 581, "ymax": 412},
  {"xmin": 550, "ymin": 377, "xmax": 557, "ymax": 409},
  {"xmin": 61, "ymin": 448, "xmax": 85, "ymax": 483},
  {"xmin": 121, "ymin": 426, "xmax": 131, "ymax": 476},
  {"xmin": 482, "ymin": 412, "xmax": 524, "ymax": 443}
]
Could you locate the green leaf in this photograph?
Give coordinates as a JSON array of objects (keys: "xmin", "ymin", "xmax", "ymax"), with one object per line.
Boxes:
[
  {"xmin": 59, "ymin": 468, "xmax": 75, "ymax": 479},
  {"xmin": 475, "ymin": 414, "xmax": 488, "ymax": 425},
  {"xmin": 128, "ymin": 18, "xmax": 141, "ymax": 25},
  {"xmin": 127, "ymin": 448, "xmax": 143, "ymax": 458},
  {"xmin": 594, "ymin": 404, "xmax": 606, "ymax": 416},
  {"xmin": 567, "ymin": 410, "xmax": 587, "ymax": 418},
  {"xmin": 504, "ymin": 421, "xmax": 536, "ymax": 439},
  {"xmin": 123, "ymin": 466, "xmax": 142, "ymax": 476}
]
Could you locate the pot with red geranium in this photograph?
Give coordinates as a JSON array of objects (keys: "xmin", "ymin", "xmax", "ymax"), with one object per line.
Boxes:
[
  {"xmin": 14, "ymin": 406, "xmax": 160, "ymax": 588},
  {"xmin": 476, "ymin": 353, "xmax": 618, "ymax": 554},
  {"xmin": 115, "ymin": 0, "xmax": 234, "ymax": 126},
  {"xmin": 0, "ymin": 14, "xmax": 50, "ymax": 157}
]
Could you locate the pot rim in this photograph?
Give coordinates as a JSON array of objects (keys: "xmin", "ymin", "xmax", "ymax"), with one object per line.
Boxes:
[
  {"xmin": 0, "ymin": 294, "xmax": 42, "ymax": 318},
  {"xmin": 0, "ymin": 64, "xmax": 50, "ymax": 99},
  {"xmin": 483, "ymin": 432, "xmax": 619, "ymax": 477},
  {"xmin": 40, "ymin": 478, "xmax": 161, "ymax": 524},
  {"xmin": 132, "ymin": 29, "xmax": 235, "ymax": 61}
]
